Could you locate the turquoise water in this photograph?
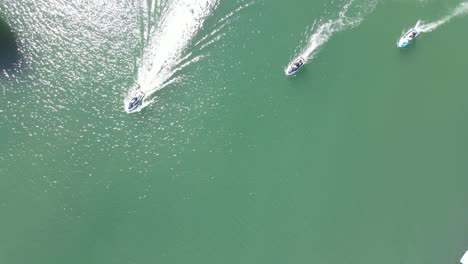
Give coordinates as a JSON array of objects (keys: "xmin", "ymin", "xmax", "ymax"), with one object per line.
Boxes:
[{"xmin": 1, "ymin": 0, "xmax": 468, "ymax": 263}]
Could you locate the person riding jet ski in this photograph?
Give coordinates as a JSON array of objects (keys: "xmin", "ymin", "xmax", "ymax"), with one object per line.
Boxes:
[
  {"xmin": 398, "ymin": 29, "xmax": 420, "ymax": 48},
  {"xmin": 407, "ymin": 31, "xmax": 417, "ymax": 41},
  {"xmin": 286, "ymin": 57, "xmax": 306, "ymax": 76}
]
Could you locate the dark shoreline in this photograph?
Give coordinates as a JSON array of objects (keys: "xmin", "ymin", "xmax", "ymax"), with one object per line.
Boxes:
[{"xmin": 0, "ymin": 16, "xmax": 22, "ymax": 77}]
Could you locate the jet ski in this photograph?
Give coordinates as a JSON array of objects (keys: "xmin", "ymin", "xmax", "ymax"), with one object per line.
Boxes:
[
  {"xmin": 398, "ymin": 29, "xmax": 420, "ymax": 48},
  {"xmin": 461, "ymin": 250, "xmax": 468, "ymax": 264},
  {"xmin": 285, "ymin": 57, "xmax": 306, "ymax": 76},
  {"xmin": 126, "ymin": 90, "xmax": 145, "ymax": 113}
]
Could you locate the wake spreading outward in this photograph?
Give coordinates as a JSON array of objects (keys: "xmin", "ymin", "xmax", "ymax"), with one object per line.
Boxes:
[
  {"xmin": 416, "ymin": 2, "xmax": 468, "ymax": 33},
  {"xmin": 125, "ymin": 0, "xmax": 219, "ymax": 113},
  {"xmin": 398, "ymin": 2, "xmax": 468, "ymax": 48},
  {"xmin": 286, "ymin": 0, "xmax": 377, "ymax": 76}
]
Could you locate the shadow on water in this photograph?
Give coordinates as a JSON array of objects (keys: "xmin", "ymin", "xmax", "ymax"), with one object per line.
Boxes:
[{"xmin": 0, "ymin": 16, "xmax": 21, "ymax": 76}]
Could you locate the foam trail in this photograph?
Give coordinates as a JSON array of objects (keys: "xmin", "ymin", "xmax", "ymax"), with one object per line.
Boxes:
[
  {"xmin": 302, "ymin": 0, "xmax": 356, "ymax": 60},
  {"xmin": 287, "ymin": 0, "xmax": 376, "ymax": 72},
  {"xmin": 415, "ymin": 2, "xmax": 468, "ymax": 32},
  {"xmin": 194, "ymin": 2, "xmax": 252, "ymax": 49},
  {"xmin": 125, "ymin": 0, "xmax": 219, "ymax": 112},
  {"xmin": 173, "ymin": 2, "xmax": 251, "ymax": 71}
]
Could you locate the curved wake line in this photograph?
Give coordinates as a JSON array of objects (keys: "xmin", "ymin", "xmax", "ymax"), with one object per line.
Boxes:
[
  {"xmin": 290, "ymin": 0, "xmax": 377, "ymax": 67},
  {"xmin": 125, "ymin": 0, "xmax": 219, "ymax": 112},
  {"xmin": 415, "ymin": 2, "xmax": 468, "ymax": 33}
]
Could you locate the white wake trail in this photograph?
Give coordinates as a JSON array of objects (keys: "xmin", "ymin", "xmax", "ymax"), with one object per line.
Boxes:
[
  {"xmin": 293, "ymin": 0, "xmax": 376, "ymax": 64},
  {"xmin": 125, "ymin": 0, "xmax": 219, "ymax": 112},
  {"xmin": 416, "ymin": 2, "xmax": 468, "ymax": 32}
]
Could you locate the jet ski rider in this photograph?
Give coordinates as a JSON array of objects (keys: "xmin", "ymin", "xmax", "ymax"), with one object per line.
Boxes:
[
  {"xmin": 293, "ymin": 59, "xmax": 303, "ymax": 70},
  {"xmin": 408, "ymin": 31, "xmax": 417, "ymax": 40},
  {"xmin": 129, "ymin": 97, "xmax": 138, "ymax": 107}
]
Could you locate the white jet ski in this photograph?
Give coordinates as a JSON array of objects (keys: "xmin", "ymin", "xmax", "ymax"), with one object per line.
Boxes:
[
  {"xmin": 461, "ymin": 250, "xmax": 468, "ymax": 264},
  {"xmin": 285, "ymin": 57, "xmax": 306, "ymax": 76},
  {"xmin": 398, "ymin": 28, "xmax": 420, "ymax": 48},
  {"xmin": 126, "ymin": 90, "xmax": 145, "ymax": 113}
]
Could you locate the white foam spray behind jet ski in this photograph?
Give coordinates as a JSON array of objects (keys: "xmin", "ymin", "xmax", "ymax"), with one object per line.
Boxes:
[
  {"xmin": 289, "ymin": 0, "xmax": 377, "ymax": 67},
  {"xmin": 125, "ymin": 0, "xmax": 219, "ymax": 112},
  {"xmin": 415, "ymin": 2, "xmax": 468, "ymax": 33}
]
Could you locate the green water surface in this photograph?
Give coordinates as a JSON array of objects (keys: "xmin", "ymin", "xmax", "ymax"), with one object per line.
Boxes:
[{"xmin": 0, "ymin": 0, "xmax": 468, "ymax": 263}]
